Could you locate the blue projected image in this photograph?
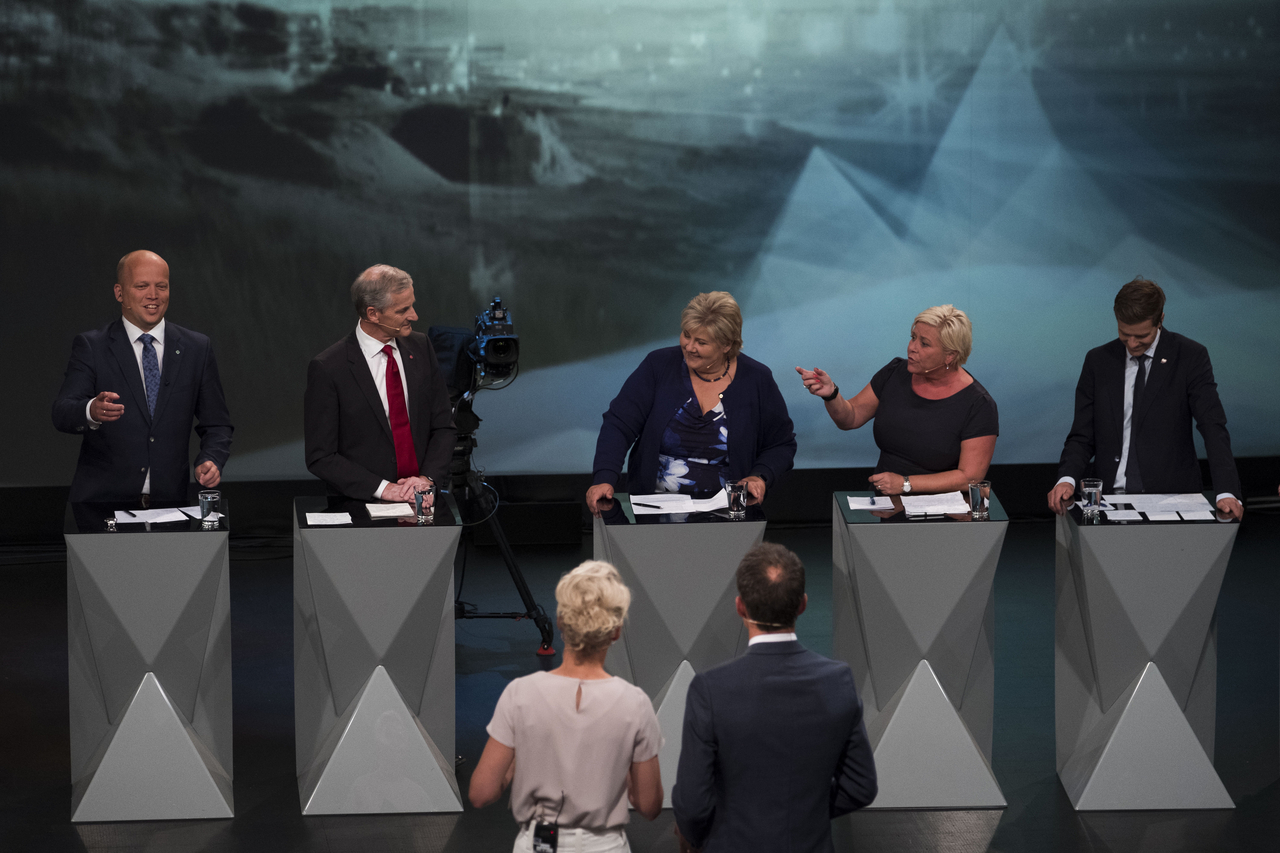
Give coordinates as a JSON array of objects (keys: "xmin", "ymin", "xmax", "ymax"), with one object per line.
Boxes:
[{"xmin": 2, "ymin": 0, "xmax": 1277, "ymax": 485}]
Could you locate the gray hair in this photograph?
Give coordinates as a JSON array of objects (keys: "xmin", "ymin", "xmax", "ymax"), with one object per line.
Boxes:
[{"xmin": 351, "ymin": 265, "xmax": 413, "ymax": 318}]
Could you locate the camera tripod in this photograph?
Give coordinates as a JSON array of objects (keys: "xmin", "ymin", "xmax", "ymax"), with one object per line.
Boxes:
[{"xmin": 448, "ymin": 395, "xmax": 556, "ymax": 656}]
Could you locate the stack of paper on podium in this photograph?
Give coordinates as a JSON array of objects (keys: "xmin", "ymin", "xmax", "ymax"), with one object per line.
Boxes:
[{"xmin": 630, "ymin": 490, "xmax": 728, "ymax": 515}]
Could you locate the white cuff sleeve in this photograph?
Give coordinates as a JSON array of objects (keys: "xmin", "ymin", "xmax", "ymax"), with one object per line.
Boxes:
[
  {"xmin": 85, "ymin": 399, "xmax": 101, "ymax": 429},
  {"xmin": 374, "ymin": 480, "xmax": 390, "ymax": 500},
  {"xmin": 1055, "ymin": 476, "xmax": 1076, "ymax": 490},
  {"xmin": 1214, "ymin": 493, "xmax": 1235, "ymax": 506}
]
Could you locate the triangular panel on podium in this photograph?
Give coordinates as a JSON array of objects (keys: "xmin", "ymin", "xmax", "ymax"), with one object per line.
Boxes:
[
  {"xmin": 865, "ymin": 661, "xmax": 1005, "ymax": 809},
  {"xmin": 72, "ymin": 673, "xmax": 233, "ymax": 822},
  {"xmin": 1061, "ymin": 663, "xmax": 1233, "ymax": 810},
  {"xmin": 652, "ymin": 660, "xmax": 697, "ymax": 808},
  {"xmin": 299, "ymin": 666, "xmax": 462, "ymax": 815}
]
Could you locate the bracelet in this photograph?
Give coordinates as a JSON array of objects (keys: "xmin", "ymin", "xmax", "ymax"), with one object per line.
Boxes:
[{"xmin": 820, "ymin": 384, "xmax": 840, "ymax": 402}]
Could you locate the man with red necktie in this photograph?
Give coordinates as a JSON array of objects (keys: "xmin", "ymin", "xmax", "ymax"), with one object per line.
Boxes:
[{"xmin": 305, "ymin": 265, "xmax": 456, "ymax": 502}]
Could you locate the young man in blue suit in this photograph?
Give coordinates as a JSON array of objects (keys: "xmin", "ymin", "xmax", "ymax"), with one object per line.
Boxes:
[
  {"xmin": 53, "ymin": 251, "xmax": 232, "ymax": 505},
  {"xmin": 1047, "ymin": 277, "xmax": 1243, "ymax": 519},
  {"xmin": 672, "ymin": 543, "xmax": 877, "ymax": 853}
]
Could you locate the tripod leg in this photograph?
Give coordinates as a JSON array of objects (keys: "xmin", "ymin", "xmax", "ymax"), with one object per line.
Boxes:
[{"xmin": 485, "ymin": 514, "xmax": 556, "ymax": 655}]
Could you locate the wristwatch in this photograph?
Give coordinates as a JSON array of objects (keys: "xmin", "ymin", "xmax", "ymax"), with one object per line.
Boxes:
[{"xmin": 901, "ymin": 476, "xmax": 912, "ymax": 494}]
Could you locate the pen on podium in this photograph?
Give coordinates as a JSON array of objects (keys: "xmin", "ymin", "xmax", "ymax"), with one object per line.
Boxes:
[
  {"xmin": 122, "ymin": 509, "xmax": 137, "ymax": 517},
  {"xmin": 633, "ymin": 502, "xmax": 662, "ymax": 509}
]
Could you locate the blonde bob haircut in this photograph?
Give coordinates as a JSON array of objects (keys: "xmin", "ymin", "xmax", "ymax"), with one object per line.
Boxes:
[
  {"xmin": 913, "ymin": 305, "xmax": 973, "ymax": 367},
  {"xmin": 556, "ymin": 560, "xmax": 632, "ymax": 656},
  {"xmin": 680, "ymin": 291, "xmax": 744, "ymax": 360}
]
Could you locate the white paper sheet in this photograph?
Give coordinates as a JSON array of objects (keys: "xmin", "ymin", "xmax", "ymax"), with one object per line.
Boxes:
[
  {"xmin": 114, "ymin": 508, "xmax": 189, "ymax": 524},
  {"xmin": 630, "ymin": 490, "xmax": 729, "ymax": 514},
  {"xmin": 847, "ymin": 496, "xmax": 890, "ymax": 510},
  {"xmin": 1179, "ymin": 511, "xmax": 1217, "ymax": 521},
  {"xmin": 901, "ymin": 493, "xmax": 972, "ymax": 515},
  {"xmin": 1074, "ymin": 501, "xmax": 1115, "ymax": 511},
  {"xmin": 1103, "ymin": 510, "xmax": 1143, "ymax": 521},
  {"xmin": 177, "ymin": 506, "xmax": 223, "ymax": 521},
  {"xmin": 1105, "ymin": 493, "xmax": 1212, "ymax": 513},
  {"xmin": 366, "ymin": 502, "xmax": 415, "ymax": 518},
  {"xmin": 1144, "ymin": 511, "xmax": 1182, "ymax": 521},
  {"xmin": 306, "ymin": 512, "xmax": 353, "ymax": 526}
]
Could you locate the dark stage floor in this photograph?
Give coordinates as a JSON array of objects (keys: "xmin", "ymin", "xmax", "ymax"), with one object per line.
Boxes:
[{"xmin": 2, "ymin": 515, "xmax": 1278, "ymax": 853}]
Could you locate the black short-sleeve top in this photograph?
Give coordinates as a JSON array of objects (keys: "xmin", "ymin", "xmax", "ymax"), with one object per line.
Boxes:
[{"xmin": 869, "ymin": 358, "xmax": 999, "ymax": 476}]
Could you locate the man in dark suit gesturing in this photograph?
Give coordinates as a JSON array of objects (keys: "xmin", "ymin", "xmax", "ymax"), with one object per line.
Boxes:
[
  {"xmin": 672, "ymin": 543, "xmax": 877, "ymax": 853},
  {"xmin": 305, "ymin": 265, "xmax": 455, "ymax": 502},
  {"xmin": 53, "ymin": 250, "xmax": 232, "ymax": 504},
  {"xmin": 1048, "ymin": 277, "xmax": 1243, "ymax": 519}
]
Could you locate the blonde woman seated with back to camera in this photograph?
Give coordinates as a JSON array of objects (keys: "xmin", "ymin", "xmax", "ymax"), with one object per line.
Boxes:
[{"xmin": 470, "ymin": 561, "xmax": 663, "ymax": 852}]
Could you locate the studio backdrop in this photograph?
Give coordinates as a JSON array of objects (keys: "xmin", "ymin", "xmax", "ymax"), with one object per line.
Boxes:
[{"xmin": 3, "ymin": 0, "xmax": 1277, "ymax": 486}]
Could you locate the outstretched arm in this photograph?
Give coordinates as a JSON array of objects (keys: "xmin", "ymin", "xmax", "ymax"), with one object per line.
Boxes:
[{"xmin": 796, "ymin": 367, "xmax": 879, "ymax": 430}]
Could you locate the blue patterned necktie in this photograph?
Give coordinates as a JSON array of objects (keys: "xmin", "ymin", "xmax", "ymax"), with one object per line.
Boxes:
[{"xmin": 139, "ymin": 333, "xmax": 160, "ymax": 417}]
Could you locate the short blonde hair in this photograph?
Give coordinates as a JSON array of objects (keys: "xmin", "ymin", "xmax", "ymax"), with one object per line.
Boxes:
[
  {"xmin": 913, "ymin": 305, "xmax": 973, "ymax": 367},
  {"xmin": 680, "ymin": 292, "xmax": 743, "ymax": 360},
  {"xmin": 556, "ymin": 561, "xmax": 631, "ymax": 655}
]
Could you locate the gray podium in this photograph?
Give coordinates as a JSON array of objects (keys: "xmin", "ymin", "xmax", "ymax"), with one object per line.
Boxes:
[
  {"xmin": 1056, "ymin": 501, "xmax": 1238, "ymax": 810},
  {"xmin": 294, "ymin": 495, "xmax": 463, "ymax": 815},
  {"xmin": 594, "ymin": 497, "xmax": 765, "ymax": 806},
  {"xmin": 832, "ymin": 491, "xmax": 1007, "ymax": 810},
  {"xmin": 65, "ymin": 502, "xmax": 234, "ymax": 823}
]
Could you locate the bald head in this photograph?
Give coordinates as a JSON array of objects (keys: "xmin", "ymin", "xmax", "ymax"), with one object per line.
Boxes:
[
  {"xmin": 114, "ymin": 250, "xmax": 171, "ymax": 331},
  {"xmin": 117, "ymin": 250, "xmax": 167, "ymax": 284}
]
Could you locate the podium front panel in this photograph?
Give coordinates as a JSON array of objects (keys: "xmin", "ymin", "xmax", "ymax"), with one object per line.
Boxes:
[
  {"xmin": 293, "ymin": 496, "xmax": 463, "ymax": 814},
  {"xmin": 593, "ymin": 496, "xmax": 765, "ymax": 805},
  {"xmin": 1055, "ymin": 503, "xmax": 1237, "ymax": 810},
  {"xmin": 65, "ymin": 502, "xmax": 234, "ymax": 822},
  {"xmin": 832, "ymin": 491, "xmax": 1007, "ymax": 809}
]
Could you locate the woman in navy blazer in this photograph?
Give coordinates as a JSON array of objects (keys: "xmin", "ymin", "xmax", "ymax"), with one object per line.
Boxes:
[{"xmin": 586, "ymin": 292, "xmax": 796, "ymax": 515}]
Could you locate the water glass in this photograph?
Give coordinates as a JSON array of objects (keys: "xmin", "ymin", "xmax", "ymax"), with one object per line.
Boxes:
[
  {"xmin": 415, "ymin": 482, "xmax": 437, "ymax": 525},
  {"xmin": 727, "ymin": 482, "xmax": 747, "ymax": 520},
  {"xmin": 198, "ymin": 490, "xmax": 220, "ymax": 529},
  {"xmin": 968, "ymin": 480, "xmax": 990, "ymax": 520},
  {"xmin": 1081, "ymin": 478, "xmax": 1103, "ymax": 518}
]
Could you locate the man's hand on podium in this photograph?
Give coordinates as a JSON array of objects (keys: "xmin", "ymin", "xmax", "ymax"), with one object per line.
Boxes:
[{"xmin": 1047, "ymin": 482, "xmax": 1075, "ymax": 516}]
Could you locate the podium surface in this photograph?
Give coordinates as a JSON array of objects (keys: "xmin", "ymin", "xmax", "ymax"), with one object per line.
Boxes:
[
  {"xmin": 1056, "ymin": 500, "xmax": 1238, "ymax": 810},
  {"xmin": 832, "ymin": 491, "xmax": 1008, "ymax": 810},
  {"xmin": 593, "ymin": 496, "xmax": 765, "ymax": 805},
  {"xmin": 65, "ymin": 502, "xmax": 234, "ymax": 822},
  {"xmin": 293, "ymin": 495, "xmax": 462, "ymax": 815}
]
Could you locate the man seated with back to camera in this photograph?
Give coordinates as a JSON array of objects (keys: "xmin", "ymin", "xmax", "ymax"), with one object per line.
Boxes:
[{"xmin": 672, "ymin": 543, "xmax": 877, "ymax": 853}]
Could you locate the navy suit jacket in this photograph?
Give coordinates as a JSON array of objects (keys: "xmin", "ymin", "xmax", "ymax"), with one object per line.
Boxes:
[
  {"xmin": 1056, "ymin": 330, "xmax": 1241, "ymax": 497},
  {"xmin": 304, "ymin": 330, "xmax": 456, "ymax": 499},
  {"xmin": 672, "ymin": 641, "xmax": 877, "ymax": 853},
  {"xmin": 52, "ymin": 319, "xmax": 233, "ymax": 503},
  {"xmin": 591, "ymin": 347, "xmax": 797, "ymax": 495}
]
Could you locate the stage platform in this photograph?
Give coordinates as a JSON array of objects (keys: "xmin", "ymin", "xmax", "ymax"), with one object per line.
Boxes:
[{"xmin": 2, "ymin": 507, "xmax": 1278, "ymax": 852}]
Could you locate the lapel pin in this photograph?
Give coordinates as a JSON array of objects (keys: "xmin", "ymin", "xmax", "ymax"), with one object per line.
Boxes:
[
  {"xmin": 1160, "ymin": 358, "xmax": 1166, "ymax": 363},
  {"xmin": 175, "ymin": 349, "xmax": 181, "ymax": 355}
]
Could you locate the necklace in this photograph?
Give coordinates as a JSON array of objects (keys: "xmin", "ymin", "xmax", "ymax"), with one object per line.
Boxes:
[{"xmin": 691, "ymin": 360, "xmax": 730, "ymax": 382}]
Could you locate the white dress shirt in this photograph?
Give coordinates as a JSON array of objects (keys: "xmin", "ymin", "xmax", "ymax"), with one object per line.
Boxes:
[
  {"xmin": 354, "ymin": 323, "xmax": 414, "ymax": 500},
  {"xmin": 748, "ymin": 632, "xmax": 798, "ymax": 646},
  {"xmin": 87, "ymin": 317, "xmax": 166, "ymax": 494}
]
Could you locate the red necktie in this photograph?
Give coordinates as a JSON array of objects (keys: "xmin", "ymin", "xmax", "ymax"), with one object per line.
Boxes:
[{"xmin": 382, "ymin": 345, "xmax": 419, "ymax": 479}]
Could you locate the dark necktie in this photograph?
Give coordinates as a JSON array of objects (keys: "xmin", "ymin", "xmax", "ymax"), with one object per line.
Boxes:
[
  {"xmin": 139, "ymin": 333, "xmax": 160, "ymax": 417},
  {"xmin": 1124, "ymin": 354, "xmax": 1148, "ymax": 492},
  {"xmin": 382, "ymin": 345, "xmax": 419, "ymax": 479}
]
